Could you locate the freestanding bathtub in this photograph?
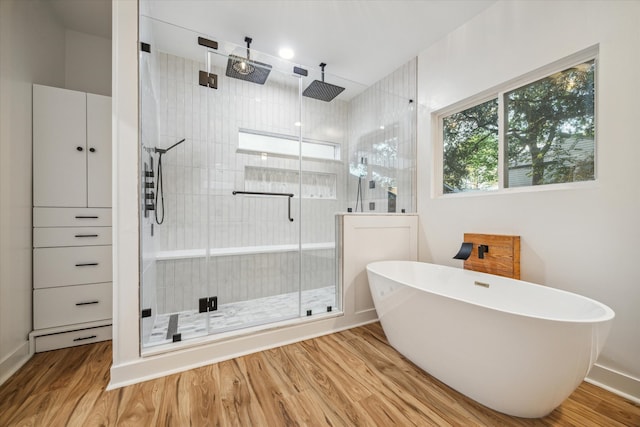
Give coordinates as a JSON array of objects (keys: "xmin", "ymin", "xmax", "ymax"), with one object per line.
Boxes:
[{"xmin": 366, "ymin": 260, "xmax": 614, "ymax": 418}]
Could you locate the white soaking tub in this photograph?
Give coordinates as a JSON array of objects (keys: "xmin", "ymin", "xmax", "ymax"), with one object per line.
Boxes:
[{"xmin": 366, "ymin": 260, "xmax": 614, "ymax": 418}]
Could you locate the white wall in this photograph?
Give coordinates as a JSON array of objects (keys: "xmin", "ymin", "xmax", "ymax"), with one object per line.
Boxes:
[
  {"xmin": 417, "ymin": 0, "xmax": 640, "ymax": 397},
  {"xmin": 0, "ymin": 1, "xmax": 112, "ymax": 386},
  {"xmin": 0, "ymin": 0, "xmax": 66, "ymax": 384},
  {"xmin": 65, "ymin": 29, "xmax": 112, "ymax": 96}
]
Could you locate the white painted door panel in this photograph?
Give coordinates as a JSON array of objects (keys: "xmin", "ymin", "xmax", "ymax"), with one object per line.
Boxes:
[
  {"xmin": 341, "ymin": 214, "xmax": 418, "ymax": 314},
  {"xmin": 33, "ymin": 282, "xmax": 112, "ymax": 329},
  {"xmin": 87, "ymin": 93, "xmax": 112, "ymax": 207},
  {"xmin": 33, "ymin": 245, "xmax": 113, "ymax": 288},
  {"xmin": 33, "ymin": 227, "xmax": 112, "ymax": 247},
  {"xmin": 33, "ymin": 85, "xmax": 87, "ymax": 207},
  {"xmin": 33, "ymin": 207, "xmax": 111, "ymax": 227},
  {"xmin": 34, "ymin": 325, "xmax": 112, "ymax": 352}
]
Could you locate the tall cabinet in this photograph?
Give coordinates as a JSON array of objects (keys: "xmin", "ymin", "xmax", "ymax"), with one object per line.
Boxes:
[{"xmin": 31, "ymin": 84, "xmax": 112, "ymax": 352}]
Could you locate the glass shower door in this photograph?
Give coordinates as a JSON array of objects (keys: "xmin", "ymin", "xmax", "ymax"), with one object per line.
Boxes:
[
  {"xmin": 205, "ymin": 46, "xmax": 302, "ymax": 334},
  {"xmin": 139, "ymin": 17, "xmax": 215, "ymax": 349}
]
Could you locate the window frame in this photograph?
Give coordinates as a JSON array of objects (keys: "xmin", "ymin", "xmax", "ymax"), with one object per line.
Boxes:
[
  {"xmin": 433, "ymin": 45, "xmax": 598, "ymax": 198},
  {"xmin": 238, "ymin": 129, "xmax": 341, "ymax": 161}
]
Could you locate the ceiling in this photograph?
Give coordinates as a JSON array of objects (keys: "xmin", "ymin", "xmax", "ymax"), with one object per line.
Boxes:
[
  {"xmin": 49, "ymin": 0, "xmax": 112, "ymax": 39},
  {"xmin": 48, "ymin": 0, "xmax": 497, "ymax": 87}
]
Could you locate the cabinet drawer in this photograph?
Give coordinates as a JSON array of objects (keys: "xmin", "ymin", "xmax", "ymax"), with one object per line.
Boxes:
[
  {"xmin": 34, "ymin": 207, "xmax": 111, "ymax": 227},
  {"xmin": 34, "ymin": 325, "xmax": 112, "ymax": 353},
  {"xmin": 34, "ymin": 282, "xmax": 112, "ymax": 329},
  {"xmin": 34, "ymin": 227, "xmax": 112, "ymax": 247},
  {"xmin": 34, "ymin": 246, "xmax": 112, "ymax": 288}
]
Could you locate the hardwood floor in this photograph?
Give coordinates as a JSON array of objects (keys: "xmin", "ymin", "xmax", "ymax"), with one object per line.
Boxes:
[{"xmin": 1, "ymin": 323, "xmax": 639, "ymax": 426}]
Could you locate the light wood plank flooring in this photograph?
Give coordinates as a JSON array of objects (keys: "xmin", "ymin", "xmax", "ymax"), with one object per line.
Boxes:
[{"xmin": 1, "ymin": 323, "xmax": 639, "ymax": 426}]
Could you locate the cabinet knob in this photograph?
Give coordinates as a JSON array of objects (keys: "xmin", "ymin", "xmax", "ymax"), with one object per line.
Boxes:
[
  {"xmin": 76, "ymin": 146, "xmax": 83, "ymax": 152},
  {"xmin": 89, "ymin": 147, "xmax": 96, "ymax": 153}
]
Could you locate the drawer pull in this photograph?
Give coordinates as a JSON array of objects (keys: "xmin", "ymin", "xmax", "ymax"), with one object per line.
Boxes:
[
  {"xmin": 75, "ymin": 262, "xmax": 99, "ymax": 267},
  {"xmin": 73, "ymin": 335, "xmax": 97, "ymax": 342},
  {"xmin": 75, "ymin": 301, "xmax": 99, "ymax": 306},
  {"xmin": 75, "ymin": 215, "xmax": 99, "ymax": 219},
  {"xmin": 74, "ymin": 234, "xmax": 99, "ymax": 238}
]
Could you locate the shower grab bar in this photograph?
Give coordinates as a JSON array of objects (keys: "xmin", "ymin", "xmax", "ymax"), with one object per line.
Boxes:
[{"xmin": 232, "ymin": 190, "xmax": 295, "ymax": 222}]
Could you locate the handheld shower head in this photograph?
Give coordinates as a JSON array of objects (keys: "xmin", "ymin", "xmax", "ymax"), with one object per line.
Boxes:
[
  {"xmin": 152, "ymin": 138, "xmax": 186, "ymax": 225},
  {"xmin": 154, "ymin": 138, "xmax": 186, "ymax": 154}
]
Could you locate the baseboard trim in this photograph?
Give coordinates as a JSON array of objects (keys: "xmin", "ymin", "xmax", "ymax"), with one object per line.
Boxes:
[
  {"xmin": 0, "ymin": 342, "xmax": 32, "ymax": 386},
  {"xmin": 586, "ymin": 363, "xmax": 640, "ymax": 404}
]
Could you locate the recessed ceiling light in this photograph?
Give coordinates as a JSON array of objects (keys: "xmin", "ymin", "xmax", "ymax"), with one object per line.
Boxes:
[{"xmin": 278, "ymin": 47, "xmax": 294, "ymax": 60}]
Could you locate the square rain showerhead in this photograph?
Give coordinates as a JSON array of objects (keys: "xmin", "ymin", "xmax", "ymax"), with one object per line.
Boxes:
[
  {"xmin": 302, "ymin": 80, "xmax": 345, "ymax": 102},
  {"xmin": 225, "ymin": 54, "xmax": 272, "ymax": 85}
]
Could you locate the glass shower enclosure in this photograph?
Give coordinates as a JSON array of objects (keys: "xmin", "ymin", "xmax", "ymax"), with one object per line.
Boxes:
[{"xmin": 139, "ymin": 18, "xmax": 356, "ymax": 350}]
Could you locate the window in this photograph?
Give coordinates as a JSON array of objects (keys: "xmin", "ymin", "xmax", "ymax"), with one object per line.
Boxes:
[
  {"xmin": 238, "ymin": 129, "xmax": 340, "ymax": 161},
  {"xmin": 443, "ymin": 98, "xmax": 499, "ymax": 193},
  {"xmin": 438, "ymin": 50, "xmax": 596, "ymax": 195}
]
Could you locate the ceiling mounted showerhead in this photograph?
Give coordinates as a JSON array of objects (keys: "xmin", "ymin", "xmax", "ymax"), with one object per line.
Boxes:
[
  {"xmin": 226, "ymin": 36, "xmax": 272, "ymax": 85},
  {"xmin": 303, "ymin": 63, "xmax": 345, "ymax": 102}
]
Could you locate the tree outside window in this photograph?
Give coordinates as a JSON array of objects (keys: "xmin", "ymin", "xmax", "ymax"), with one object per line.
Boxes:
[
  {"xmin": 442, "ymin": 99, "xmax": 498, "ymax": 193},
  {"xmin": 506, "ymin": 60, "xmax": 595, "ymax": 187},
  {"xmin": 440, "ymin": 56, "xmax": 596, "ymax": 195}
]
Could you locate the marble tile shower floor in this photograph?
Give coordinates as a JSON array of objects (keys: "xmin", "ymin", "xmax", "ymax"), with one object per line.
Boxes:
[{"xmin": 145, "ymin": 286, "xmax": 337, "ymax": 347}]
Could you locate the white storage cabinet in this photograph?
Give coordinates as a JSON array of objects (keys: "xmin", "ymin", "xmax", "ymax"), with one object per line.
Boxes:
[
  {"xmin": 33, "ymin": 84, "xmax": 111, "ymax": 208},
  {"xmin": 31, "ymin": 85, "xmax": 113, "ymax": 351}
]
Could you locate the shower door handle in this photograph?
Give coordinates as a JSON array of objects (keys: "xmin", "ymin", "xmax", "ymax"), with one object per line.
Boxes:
[{"xmin": 232, "ymin": 191, "xmax": 295, "ymax": 222}]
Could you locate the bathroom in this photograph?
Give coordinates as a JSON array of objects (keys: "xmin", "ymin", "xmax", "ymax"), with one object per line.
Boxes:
[{"xmin": 1, "ymin": 0, "xmax": 639, "ymax": 423}]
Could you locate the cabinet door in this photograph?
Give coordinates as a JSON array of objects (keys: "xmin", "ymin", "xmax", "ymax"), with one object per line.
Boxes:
[
  {"xmin": 33, "ymin": 207, "xmax": 112, "ymax": 227},
  {"xmin": 87, "ymin": 94, "xmax": 112, "ymax": 207},
  {"xmin": 33, "ymin": 85, "xmax": 87, "ymax": 207},
  {"xmin": 34, "ymin": 325, "xmax": 112, "ymax": 352},
  {"xmin": 34, "ymin": 227, "xmax": 112, "ymax": 247},
  {"xmin": 33, "ymin": 282, "xmax": 112, "ymax": 329},
  {"xmin": 33, "ymin": 245, "xmax": 113, "ymax": 288}
]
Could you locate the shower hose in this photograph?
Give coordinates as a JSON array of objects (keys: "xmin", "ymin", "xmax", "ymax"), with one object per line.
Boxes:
[{"xmin": 155, "ymin": 152, "xmax": 165, "ymax": 224}]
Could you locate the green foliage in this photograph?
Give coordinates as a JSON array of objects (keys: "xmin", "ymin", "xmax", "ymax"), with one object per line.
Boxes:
[
  {"xmin": 506, "ymin": 61, "xmax": 595, "ymax": 186},
  {"xmin": 443, "ymin": 99, "xmax": 498, "ymax": 193},
  {"xmin": 441, "ymin": 60, "xmax": 595, "ymax": 192}
]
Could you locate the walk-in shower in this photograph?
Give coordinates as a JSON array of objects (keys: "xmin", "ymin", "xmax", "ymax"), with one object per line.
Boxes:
[{"xmin": 139, "ymin": 16, "xmax": 417, "ymax": 351}]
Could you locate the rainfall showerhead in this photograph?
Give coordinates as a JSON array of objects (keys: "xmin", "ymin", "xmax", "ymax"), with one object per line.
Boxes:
[
  {"xmin": 303, "ymin": 63, "xmax": 345, "ymax": 102},
  {"xmin": 225, "ymin": 37, "xmax": 272, "ymax": 85}
]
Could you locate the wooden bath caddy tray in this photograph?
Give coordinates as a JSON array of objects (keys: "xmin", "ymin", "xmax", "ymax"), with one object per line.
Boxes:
[{"xmin": 463, "ymin": 233, "xmax": 520, "ymax": 279}]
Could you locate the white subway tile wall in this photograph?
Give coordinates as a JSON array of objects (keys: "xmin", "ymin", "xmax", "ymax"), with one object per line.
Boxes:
[
  {"xmin": 140, "ymin": 42, "xmax": 416, "ymax": 334},
  {"xmin": 348, "ymin": 58, "xmax": 417, "ymax": 213},
  {"xmin": 143, "ymin": 50, "xmax": 348, "ymax": 315}
]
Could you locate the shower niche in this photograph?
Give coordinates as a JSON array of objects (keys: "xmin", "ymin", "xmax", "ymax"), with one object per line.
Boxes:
[
  {"xmin": 245, "ymin": 167, "xmax": 337, "ymax": 200},
  {"xmin": 139, "ymin": 16, "xmax": 416, "ymax": 351}
]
